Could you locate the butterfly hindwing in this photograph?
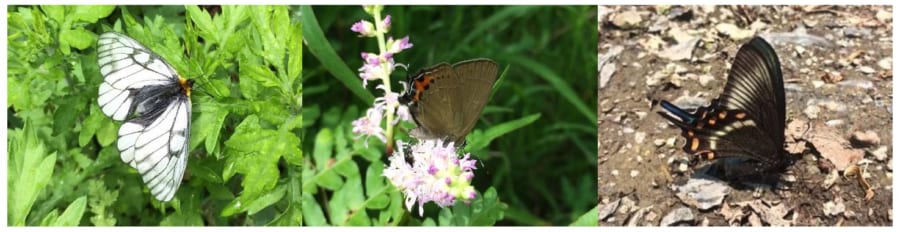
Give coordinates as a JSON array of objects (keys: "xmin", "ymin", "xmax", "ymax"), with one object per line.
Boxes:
[{"xmin": 448, "ymin": 59, "xmax": 498, "ymax": 145}]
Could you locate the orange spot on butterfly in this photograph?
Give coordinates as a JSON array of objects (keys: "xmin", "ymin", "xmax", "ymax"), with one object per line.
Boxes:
[
  {"xmin": 704, "ymin": 151, "xmax": 716, "ymax": 160},
  {"xmin": 413, "ymin": 75, "xmax": 435, "ymax": 103}
]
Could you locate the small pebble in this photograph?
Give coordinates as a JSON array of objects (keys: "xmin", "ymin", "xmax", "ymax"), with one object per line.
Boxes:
[
  {"xmin": 654, "ymin": 139, "xmax": 666, "ymax": 147},
  {"xmin": 860, "ymin": 66, "xmax": 876, "ymax": 74},
  {"xmin": 877, "ymin": 57, "xmax": 892, "ymax": 70},
  {"xmin": 869, "ymin": 146, "xmax": 888, "ymax": 161},
  {"xmin": 803, "ymin": 105, "xmax": 820, "ymax": 119},
  {"xmin": 661, "ymin": 207, "xmax": 694, "ymax": 226},
  {"xmin": 851, "ymin": 130, "xmax": 880, "ymax": 147}
]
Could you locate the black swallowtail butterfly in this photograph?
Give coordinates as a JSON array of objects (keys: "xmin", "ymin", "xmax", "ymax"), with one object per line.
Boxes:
[{"xmin": 658, "ymin": 37, "xmax": 788, "ymax": 177}]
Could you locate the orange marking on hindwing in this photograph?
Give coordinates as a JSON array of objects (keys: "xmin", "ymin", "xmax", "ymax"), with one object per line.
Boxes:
[{"xmin": 690, "ymin": 138, "xmax": 700, "ymax": 151}]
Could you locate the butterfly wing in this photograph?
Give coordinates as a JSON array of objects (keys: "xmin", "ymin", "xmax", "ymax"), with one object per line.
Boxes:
[
  {"xmin": 97, "ymin": 32, "xmax": 181, "ymax": 121},
  {"xmin": 117, "ymin": 97, "xmax": 190, "ymax": 202},
  {"xmin": 97, "ymin": 32, "xmax": 190, "ymax": 202},
  {"xmin": 447, "ymin": 59, "xmax": 498, "ymax": 145}
]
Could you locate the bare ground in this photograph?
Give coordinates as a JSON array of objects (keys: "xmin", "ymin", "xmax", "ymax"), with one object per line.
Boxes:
[{"xmin": 598, "ymin": 5, "xmax": 892, "ymax": 226}]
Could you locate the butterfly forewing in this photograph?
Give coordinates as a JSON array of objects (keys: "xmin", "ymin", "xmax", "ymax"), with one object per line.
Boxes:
[
  {"xmin": 720, "ymin": 38, "xmax": 786, "ymax": 147},
  {"xmin": 409, "ymin": 63, "xmax": 457, "ymax": 142},
  {"xmin": 97, "ymin": 32, "xmax": 191, "ymax": 202}
]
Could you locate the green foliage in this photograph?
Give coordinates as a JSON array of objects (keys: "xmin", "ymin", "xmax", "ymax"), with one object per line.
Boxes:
[
  {"xmin": 8, "ymin": 124, "xmax": 58, "ymax": 226},
  {"xmin": 302, "ymin": 6, "xmax": 597, "ymax": 225},
  {"xmin": 7, "ymin": 5, "xmax": 302, "ymax": 225}
]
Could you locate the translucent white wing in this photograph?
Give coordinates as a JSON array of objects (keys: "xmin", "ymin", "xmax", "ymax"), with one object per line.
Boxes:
[
  {"xmin": 117, "ymin": 98, "xmax": 191, "ymax": 202},
  {"xmin": 97, "ymin": 32, "xmax": 179, "ymax": 121}
]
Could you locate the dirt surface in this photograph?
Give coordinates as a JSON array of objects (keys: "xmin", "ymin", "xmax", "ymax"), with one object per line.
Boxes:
[{"xmin": 598, "ymin": 5, "xmax": 893, "ymax": 226}]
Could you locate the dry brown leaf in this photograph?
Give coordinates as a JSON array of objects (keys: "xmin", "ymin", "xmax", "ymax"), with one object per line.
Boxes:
[{"xmin": 809, "ymin": 123, "xmax": 864, "ymax": 170}]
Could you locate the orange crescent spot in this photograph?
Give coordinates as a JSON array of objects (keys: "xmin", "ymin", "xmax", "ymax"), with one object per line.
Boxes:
[{"xmin": 690, "ymin": 137, "xmax": 700, "ymax": 151}]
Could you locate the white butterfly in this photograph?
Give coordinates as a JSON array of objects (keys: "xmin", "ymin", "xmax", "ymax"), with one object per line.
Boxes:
[{"xmin": 97, "ymin": 32, "xmax": 192, "ymax": 202}]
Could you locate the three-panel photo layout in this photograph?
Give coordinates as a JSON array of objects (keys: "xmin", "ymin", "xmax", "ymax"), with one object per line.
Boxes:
[{"xmin": 4, "ymin": 4, "xmax": 893, "ymax": 227}]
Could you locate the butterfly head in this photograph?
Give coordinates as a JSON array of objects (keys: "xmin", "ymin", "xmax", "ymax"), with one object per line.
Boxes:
[{"xmin": 178, "ymin": 77, "xmax": 194, "ymax": 97}]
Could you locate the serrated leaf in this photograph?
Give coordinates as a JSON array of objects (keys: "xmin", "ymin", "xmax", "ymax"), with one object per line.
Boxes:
[{"xmin": 185, "ymin": 6, "xmax": 218, "ymax": 43}]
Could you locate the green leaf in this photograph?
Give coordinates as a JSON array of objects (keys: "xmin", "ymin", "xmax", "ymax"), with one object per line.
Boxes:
[
  {"xmin": 301, "ymin": 193, "xmax": 327, "ymax": 226},
  {"xmin": 185, "ymin": 6, "xmax": 218, "ymax": 43},
  {"xmin": 298, "ymin": 6, "xmax": 373, "ymax": 103},
  {"xmin": 52, "ymin": 196, "xmax": 87, "ymax": 226},
  {"xmin": 96, "ymin": 117, "xmax": 118, "ymax": 146},
  {"xmin": 59, "ymin": 27, "xmax": 97, "ymax": 50},
  {"xmin": 467, "ymin": 113, "xmax": 541, "ymax": 151},
  {"xmin": 77, "ymin": 108, "xmax": 103, "ymax": 147},
  {"xmin": 39, "ymin": 210, "xmax": 59, "ymax": 226},
  {"xmin": 309, "ymin": 129, "xmax": 342, "ymax": 190},
  {"xmin": 245, "ymin": 183, "xmax": 287, "ymax": 215},
  {"xmin": 190, "ymin": 104, "xmax": 228, "ymax": 154},
  {"xmin": 569, "ymin": 204, "xmax": 599, "ymax": 226},
  {"xmin": 269, "ymin": 167, "xmax": 302, "ymax": 226},
  {"xmin": 72, "ymin": 5, "xmax": 115, "ymax": 23},
  {"xmin": 507, "ymin": 56, "xmax": 596, "ymax": 123},
  {"xmin": 160, "ymin": 210, "xmax": 204, "ymax": 226},
  {"xmin": 40, "ymin": 5, "xmax": 65, "ymax": 24},
  {"xmin": 438, "ymin": 188, "xmax": 506, "ymax": 226},
  {"xmin": 287, "ymin": 20, "xmax": 303, "ymax": 83},
  {"xmin": 327, "ymin": 165, "xmax": 364, "ymax": 225},
  {"xmin": 8, "ymin": 125, "xmax": 58, "ymax": 226}
]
